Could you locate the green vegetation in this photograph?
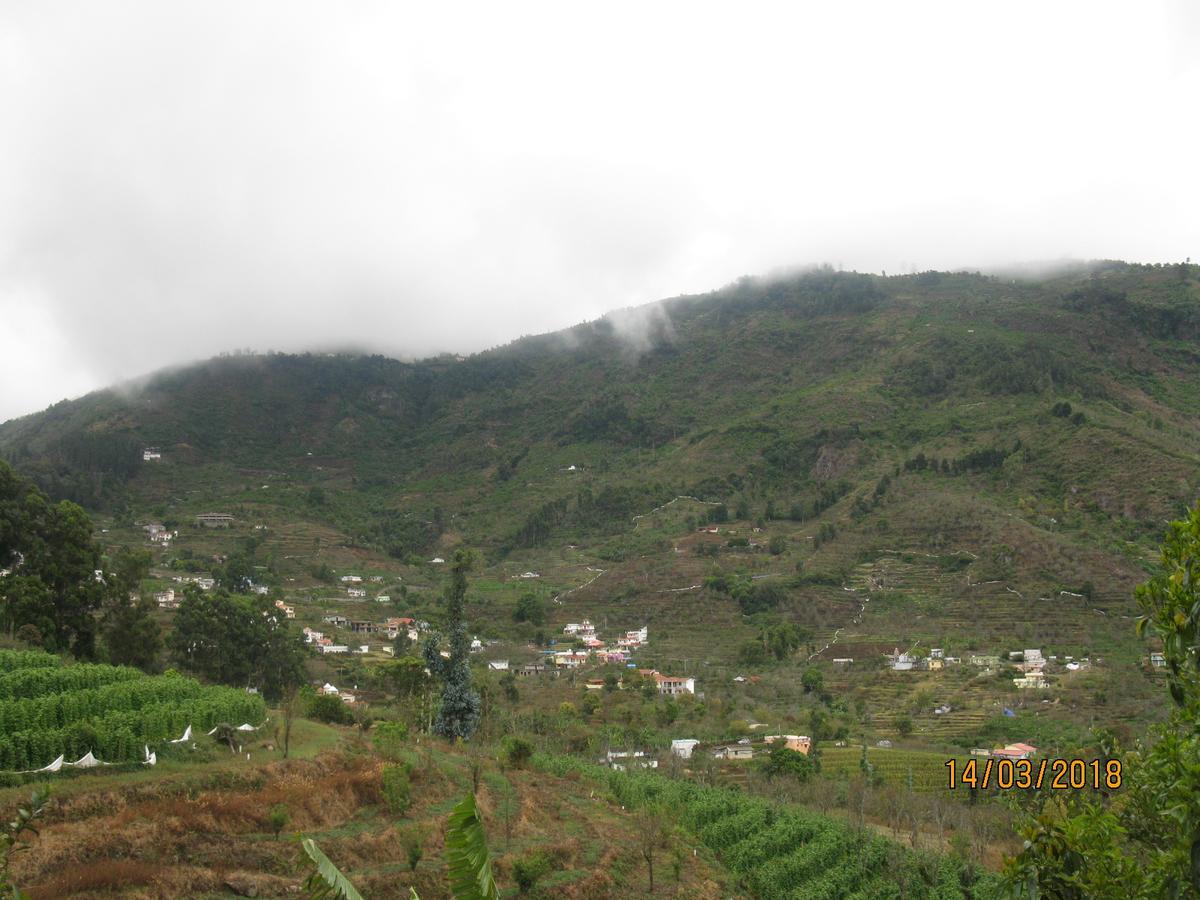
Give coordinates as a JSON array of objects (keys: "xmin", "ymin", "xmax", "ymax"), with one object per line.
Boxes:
[
  {"xmin": 533, "ymin": 752, "xmax": 995, "ymax": 897},
  {"xmin": 423, "ymin": 551, "xmax": 482, "ymax": 741},
  {"xmin": 1004, "ymin": 502, "xmax": 1200, "ymax": 897},
  {"xmin": 0, "ymin": 654, "xmax": 264, "ymax": 772},
  {"xmin": 1, "ymin": 262, "xmax": 1199, "ymax": 894},
  {"xmin": 168, "ymin": 585, "xmax": 305, "ymax": 701},
  {"xmin": 444, "ymin": 792, "xmax": 500, "ymax": 900}
]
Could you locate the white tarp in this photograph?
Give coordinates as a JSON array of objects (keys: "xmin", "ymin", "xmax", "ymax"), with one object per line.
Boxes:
[
  {"xmin": 145, "ymin": 752, "xmax": 156, "ymax": 766},
  {"xmin": 236, "ymin": 723, "xmax": 257, "ymax": 731},
  {"xmin": 37, "ymin": 754, "xmax": 64, "ymax": 772},
  {"xmin": 169, "ymin": 725, "xmax": 193, "ymax": 743},
  {"xmin": 69, "ymin": 751, "xmax": 103, "ymax": 768}
]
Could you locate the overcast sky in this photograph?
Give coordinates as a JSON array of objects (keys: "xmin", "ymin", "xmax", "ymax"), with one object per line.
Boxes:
[{"xmin": 1, "ymin": 1, "xmax": 1198, "ymax": 423}]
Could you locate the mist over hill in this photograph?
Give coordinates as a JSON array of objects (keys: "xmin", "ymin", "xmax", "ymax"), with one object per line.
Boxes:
[{"xmin": 1, "ymin": 261, "xmax": 1197, "ymax": 570}]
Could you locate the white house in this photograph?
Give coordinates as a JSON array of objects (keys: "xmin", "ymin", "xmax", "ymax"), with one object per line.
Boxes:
[
  {"xmin": 670, "ymin": 739, "xmax": 700, "ymax": 759},
  {"xmin": 376, "ymin": 595, "xmax": 390, "ymax": 604},
  {"xmin": 1014, "ymin": 670, "xmax": 1048, "ymax": 689},
  {"xmin": 654, "ymin": 673, "xmax": 695, "ymax": 696},
  {"xmin": 339, "ymin": 575, "xmax": 363, "ymax": 583},
  {"xmin": 563, "ymin": 620, "xmax": 596, "ymax": 638},
  {"xmin": 154, "ymin": 590, "xmax": 179, "ymax": 609},
  {"xmin": 488, "ymin": 660, "xmax": 510, "ymax": 670},
  {"xmin": 142, "ymin": 448, "xmax": 161, "ymax": 461},
  {"xmin": 553, "ymin": 650, "xmax": 589, "ymax": 668},
  {"xmin": 347, "ymin": 587, "xmax": 367, "ymax": 598},
  {"xmin": 605, "ymin": 750, "xmax": 658, "ymax": 771},
  {"xmin": 430, "ymin": 557, "xmax": 445, "ymax": 564},
  {"xmin": 320, "ymin": 644, "xmax": 350, "ymax": 654}
]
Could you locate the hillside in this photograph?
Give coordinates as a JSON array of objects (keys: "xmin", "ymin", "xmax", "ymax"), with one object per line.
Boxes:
[{"xmin": 2, "ymin": 260, "xmax": 1198, "ymax": 753}]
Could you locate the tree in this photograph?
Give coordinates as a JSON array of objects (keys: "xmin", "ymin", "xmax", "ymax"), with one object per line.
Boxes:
[
  {"xmin": 392, "ymin": 630, "xmax": 411, "ymax": 656},
  {"xmin": 100, "ymin": 547, "xmax": 161, "ymax": 671},
  {"xmin": 499, "ymin": 671, "xmax": 519, "ymax": 703},
  {"xmin": 279, "ymin": 683, "xmax": 300, "ymax": 758},
  {"xmin": 385, "ymin": 656, "xmax": 430, "ymax": 699},
  {"xmin": 761, "ymin": 742, "xmax": 818, "ymax": 783},
  {"xmin": 766, "ymin": 622, "xmax": 806, "ymax": 660},
  {"xmin": 168, "ymin": 587, "xmax": 304, "ymax": 701},
  {"xmin": 422, "ymin": 550, "xmax": 481, "ymax": 741},
  {"xmin": 512, "ymin": 593, "xmax": 545, "ymax": 626},
  {"xmin": 634, "ymin": 804, "xmax": 673, "ymax": 894},
  {"xmin": 0, "ymin": 462, "xmax": 104, "ymax": 657},
  {"xmin": 801, "ymin": 667, "xmax": 823, "ymax": 694}
]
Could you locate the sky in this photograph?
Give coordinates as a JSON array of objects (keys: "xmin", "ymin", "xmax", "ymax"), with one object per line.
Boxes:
[{"xmin": 1, "ymin": 1, "xmax": 1198, "ymax": 423}]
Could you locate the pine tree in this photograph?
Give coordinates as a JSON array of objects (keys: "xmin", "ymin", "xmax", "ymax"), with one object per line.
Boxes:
[{"xmin": 423, "ymin": 549, "xmax": 481, "ymax": 740}]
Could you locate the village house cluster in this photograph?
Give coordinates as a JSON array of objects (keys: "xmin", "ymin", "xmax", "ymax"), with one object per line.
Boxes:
[
  {"xmin": 303, "ymin": 614, "xmax": 426, "ymax": 655},
  {"xmin": 886, "ymin": 645, "xmax": 1095, "ymax": 691},
  {"xmin": 143, "ymin": 522, "xmax": 176, "ymax": 546},
  {"xmin": 607, "ymin": 731, "xmax": 813, "ymax": 770},
  {"xmin": 336, "ymin": 574, "xmax": 391, "ymax": 602},
  {"xmin": 555, "ymin": 620, "xmax": 648, "ymax": 668}
]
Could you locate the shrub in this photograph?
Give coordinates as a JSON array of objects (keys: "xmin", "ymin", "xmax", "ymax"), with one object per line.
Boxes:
[
  {"xmin": 268, "ymin": 803, "xmax": 289, "ymax": 839},
  {"xmin": 303, "ymin": 692, "xmax": 354, "ymax": 725},
  {"xmin": 512, "ymin": 851, "xmax": 551, "ymax": 894},
  {"xmin": 499, "ymin": 736, "xmax": 534, "ymax": 770},
  {"xmin": 373, "ymin": 720, "xmax": 409, "ymax": 759},
  {"xmin": 400, "ymin": 825, "xmax": 424, "ymax": 871},
  {"xmin": 381, "ymin": 763, "xmax": 412, "ymax": 816}
]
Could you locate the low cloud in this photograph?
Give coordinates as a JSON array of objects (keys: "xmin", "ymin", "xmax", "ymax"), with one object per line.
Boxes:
[{"xmin": 1, "ymin": 1, "xmax": 1197, "ymax": 422}]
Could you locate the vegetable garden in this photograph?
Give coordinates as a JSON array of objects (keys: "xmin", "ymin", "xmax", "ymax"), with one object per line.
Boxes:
[{"xmin": 0, "ymin": 650, "xmax": 265, "ymax": 772}]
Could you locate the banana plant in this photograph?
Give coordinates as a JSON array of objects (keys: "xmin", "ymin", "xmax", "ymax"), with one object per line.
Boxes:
[{"xmin": 445, "ymin": 793, "xmax": 500, "ymax": 900}]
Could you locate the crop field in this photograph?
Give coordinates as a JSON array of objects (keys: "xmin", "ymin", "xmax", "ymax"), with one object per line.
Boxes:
[
  {"xmin": 818, "ymin": 746, "xmax": 965, "ymax": 793},
  {"xmin": 534, "ymin": 752, "xmax": 998, "ymax": 898},
  {"xmin": 0, "ymin": 649, "xmax": 265, "ymax": 774}
]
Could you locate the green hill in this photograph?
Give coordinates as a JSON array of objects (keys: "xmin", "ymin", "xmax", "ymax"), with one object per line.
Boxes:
[
  {"xmin": 3, "ymin": 262, "xmax": 1196, "ymax": 552},
  {"xmin": 2, "ymin": 260, "xmax": 1197, "ymax": 751}
]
